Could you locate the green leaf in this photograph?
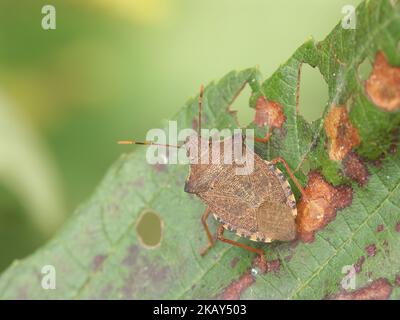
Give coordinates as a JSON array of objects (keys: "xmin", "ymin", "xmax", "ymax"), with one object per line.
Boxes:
[{"xmin": 1, "ymin": 0, "xmax": 400, "ymax": 299}]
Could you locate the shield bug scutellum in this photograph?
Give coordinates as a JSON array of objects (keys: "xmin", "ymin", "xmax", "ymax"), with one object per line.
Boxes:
[{"xmin": 119, "ymin": 80, "xmax": 306, "ymax": 264}]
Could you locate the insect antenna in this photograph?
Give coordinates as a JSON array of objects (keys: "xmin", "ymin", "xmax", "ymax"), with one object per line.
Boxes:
[
  {"xmin": 117, "ymin": 140, "xmax": 182, "ymax": 148},
  {"xmin": 119, "ymin": 84, "xmax": 204, "ymax": 149},
  {"xmin": 198, "ymin": 84, "xmax": 204, "ymax": 138}
]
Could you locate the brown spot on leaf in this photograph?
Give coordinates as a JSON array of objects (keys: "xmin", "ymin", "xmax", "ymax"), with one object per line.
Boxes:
[
  {"xmin": 122, "ymin": 245, "xmax": 140, "ymax": 266},
  {"xmin": 93, "ymin": 254, "xmax": 107, "ymax": 271},
  {"xmin": 120, "ymin": 245, "xmax": 171, "ymax": 299},
  {"xmin": 220, "ymin": 256, "xmax": 267, "ymax": 300},
  {"xmin": 133, "ymin": 177, "xmax": 145, "ymax": 188},
  {"xmin": 354, "ymin": 256, "xmax": 365, "ymax": 273},
  {"xmin": 220, "ymin": 272, "xmax": 254, "ymax": 300},
  {"xmin": 296, "ymin": 172, "xmax": 353, "ymax": 242},
  {"xmin": 122, "ymin": 263, "xmax": 169, "ymax": 299},
  {"xmin": 376, "ymin": 224, "xmax": 385, "ymax": 232},
  {"xmin": 331, "ymin": 278, "xmax": 392, "ymax": 300},
  {"xmin": 252, "ymin": 255, "xmax": 268, "ymax": 274},
  {"xmin": 372, "ymin": 160, "xmax": 383, "ymax": 167},
  {"xmin": 254, "ymin": 96, "xmax": 286, "ymax": 129},
  {"xmin": 230, "ymin": 257, "xmax": 239, "ymax": 268},
  {"xmin": 366, "ymin": 244, "xmax": 377, "ymax": 257},
  {"xmin": 342, "ymin": 151, "xmax": 369, "ymax": 186},
  {"xmin": 266, "ymin": 259, "xmax": 281, "ymax": 273},
  {"xmin": 324, "ymin": 106, "xmax": 360, "ymax": 161},
  {"xmin": 153, "ymin": 163, "xmax": 168, "ymax": 172},
  {"xmin": 372, "ymin": 153, "xmax": 385, "ymax": 167},
  {"xmin": 396, "ymin": 222, "xmax": 400, "ymax": 232},
  {"xmin": 365, "ymin": 51, "xmax": 400, "ymax": 111}
]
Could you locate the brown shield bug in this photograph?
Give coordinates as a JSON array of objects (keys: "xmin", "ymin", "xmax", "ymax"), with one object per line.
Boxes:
[{"xmin": 119, "ymin": 80, "xmax": 306, "ymax": 264}]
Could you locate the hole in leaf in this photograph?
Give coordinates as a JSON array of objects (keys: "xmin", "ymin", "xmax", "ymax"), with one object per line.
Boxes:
[
  {"xmin": 136, "ymin": 210, "xmax": 163, "ymax": 248},
  {"xmin": 231, "ymin": 85, "xmax": 253, "ymax": 128},
  {"xmin": 298, "ymin": 64, "xmax": 328, "ymax": 122},
  {"xmin": 358, "ymin": 57, "xmax": 373, "ymax": 82}
]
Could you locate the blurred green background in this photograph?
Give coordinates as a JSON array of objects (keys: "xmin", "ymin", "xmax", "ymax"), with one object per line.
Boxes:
[{"xmin": 0, "ymin": 0, "xmax": 361, "ymax": 272}]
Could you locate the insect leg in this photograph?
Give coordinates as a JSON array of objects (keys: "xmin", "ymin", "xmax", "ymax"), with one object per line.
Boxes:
[
  {"xmin": 217, "ymin": 226, "xmax": 265, "ymax": 260},
  {"xmin": 254, "ymin": 130, "xmax": 272, "ymax": 144},
  {"xmin": 270, "ymin": 157, "xmax": 305, "ymax": 196},
  {"xmin": 200, "ymin": 206, "xmax": 216, "ymax": 256}
]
